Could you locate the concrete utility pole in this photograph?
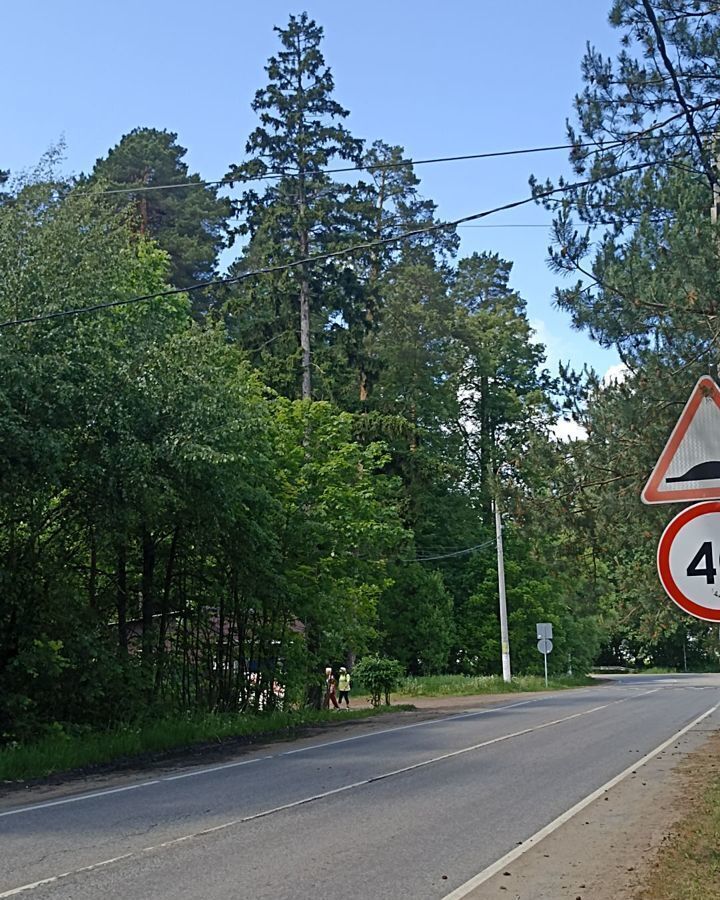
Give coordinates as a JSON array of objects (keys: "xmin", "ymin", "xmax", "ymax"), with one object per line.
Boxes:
[{"xmin": 494, "ymin": 498, "xmax": 512, "ymax": 682}]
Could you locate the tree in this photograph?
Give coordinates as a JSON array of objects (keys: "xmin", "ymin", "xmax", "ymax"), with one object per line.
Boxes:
[
  {"xmin": 270, "ymin": 400, "xmax": 406, "ymax": 704},
  {"xmin": 378, "ymin": 563, "xmax": 454, "ymax": 674},
  {"xmin": 92, "ymin": 128, "xmax": 230, "ymax": 291},
  {"xmin": 532, "ymin": 1, "xmax": 720, "ymax": 663},
  {"xmin": 225, "ymin": 12, "xmax": 363, "ymax": 399},
  {"xmin": 450, "ymin": 253, "xmax": 554, "ymax": 512}
]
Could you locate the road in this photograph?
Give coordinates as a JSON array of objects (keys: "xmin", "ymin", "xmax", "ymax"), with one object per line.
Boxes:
[{"xmin": 1, "ymin": 674, "xmax": 719, "ymax": 900}]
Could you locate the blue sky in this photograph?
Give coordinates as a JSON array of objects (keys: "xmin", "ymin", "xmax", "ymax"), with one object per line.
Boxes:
[{"xmin": 3, "ymin": 1, "xmax": 621, "ymax": 378}]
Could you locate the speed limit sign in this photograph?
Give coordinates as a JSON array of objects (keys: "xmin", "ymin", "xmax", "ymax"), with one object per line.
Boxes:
[{"xmin": 657, "ymin": 501, "xmax": 720, "ymax": 621}]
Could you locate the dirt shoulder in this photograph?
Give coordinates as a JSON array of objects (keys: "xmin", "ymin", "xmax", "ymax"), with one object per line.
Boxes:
[{"xmin": 465, "ymin": 716, "xmax": 720, "ymax": 899}]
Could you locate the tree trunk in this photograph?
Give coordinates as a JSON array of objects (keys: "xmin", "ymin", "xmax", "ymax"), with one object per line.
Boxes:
[
  {"xmin": 88, "ymin": 526, "xmax": 98, "ymax": 610},
  {"xmin": 295, "ymin": 35, "xmax": 312, "ymax": 401},
  {"xmin": 141, "ymin": 528, "xmax": 156, "ymax": 672},
  {"xmin": 359, "ymin": 169, "xmax": 387, "ymax": 403},
  {"xmin": 155, "ymin": 526, "xmax": 180, "ymax": 694},
  {"xmin": 116, "ymin": 546, "xmax": 128, "ymax": 653},
  {"xmin": 305, "ymin": 620, "xmax": 322, "ymax": 709}
]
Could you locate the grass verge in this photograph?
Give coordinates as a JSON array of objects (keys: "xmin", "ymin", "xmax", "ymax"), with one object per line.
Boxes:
[
  {"xmin": 637, "ymin": 747, "xmax": 720, "ymax": 900},
  {"xmin": 394, "ymin": 673, "xmax": 594, "ymax": 698},
  {"xmin": 0, "ymin": 705, "xmax": 415, "ymax": 783}
]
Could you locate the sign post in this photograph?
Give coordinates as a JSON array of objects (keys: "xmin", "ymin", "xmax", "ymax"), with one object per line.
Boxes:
[{"xmin": 536, "ymin": 623, "xmax": 553, "ymax": 686}]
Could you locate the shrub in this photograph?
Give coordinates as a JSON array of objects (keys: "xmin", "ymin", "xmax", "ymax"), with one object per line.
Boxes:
[{"xmin": 352, "ymin": 655, "xmax": 404, "ymax": 707}]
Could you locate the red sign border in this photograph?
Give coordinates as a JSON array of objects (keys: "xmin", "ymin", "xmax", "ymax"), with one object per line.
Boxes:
[
  {"xmin": 642, "ymin": 376, "xmax": 720, "ymax": 504},
  {"xmin": 657, "ymin": 500, "xmax": 720, "ymax": 621}
]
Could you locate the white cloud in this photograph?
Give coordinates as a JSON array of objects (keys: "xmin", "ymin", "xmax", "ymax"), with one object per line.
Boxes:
[
  {"xmin": 602, "ymin": 362, "xmax": 630, "ymax": 386},
  {"xmin": 552, "ymin": 418, "xmax": 588, "ymax": 442},
  {"xmin": 529, "ymin": 317, "xmax": 562, "ymax": 368}
]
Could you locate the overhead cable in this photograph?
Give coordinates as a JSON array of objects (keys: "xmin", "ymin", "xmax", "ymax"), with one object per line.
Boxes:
[
  {"xmin": 85, "ymin": 107, "xmax": 718, "ymax": 198},
  {"xmin": 90, "ymin": 141, "xmax": 619, "ymax": 197},
  {"xmin": 0, "ymin": 160, "xmax": 688, "ymax": 330}
]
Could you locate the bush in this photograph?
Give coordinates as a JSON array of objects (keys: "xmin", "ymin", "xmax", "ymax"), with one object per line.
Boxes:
[{"xmin": 352, "ymin": 655, "xmax": 404, "ymax": 707}]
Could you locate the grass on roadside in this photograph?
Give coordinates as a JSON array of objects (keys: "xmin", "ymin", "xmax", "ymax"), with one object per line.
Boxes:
[
  {"xmin": 394, "ymin": 673, "xmax": 594, "ymax": 698},
  {"xmin": 638, "ymin": 758, "xmax": 720, "ymax": 899},
  {"xmin": 0, "ymin": 705, "xmax": 414, "ymax": 783}
]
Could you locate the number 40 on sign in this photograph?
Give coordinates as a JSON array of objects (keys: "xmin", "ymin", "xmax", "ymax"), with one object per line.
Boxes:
[{"xmin": 657, "ymin": 501, "xmax": 720, "ymax": 622}]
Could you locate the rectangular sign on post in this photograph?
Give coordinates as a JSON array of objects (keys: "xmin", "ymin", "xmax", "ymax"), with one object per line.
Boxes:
[{"xmin": 536, "ymin": 622, "xmax": 553, "ymax": 640}]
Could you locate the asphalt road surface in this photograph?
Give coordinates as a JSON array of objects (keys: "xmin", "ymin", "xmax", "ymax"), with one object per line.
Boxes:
[{"xmin": 2, "ymin": 673, "xmax": 719, "ymax": 900}]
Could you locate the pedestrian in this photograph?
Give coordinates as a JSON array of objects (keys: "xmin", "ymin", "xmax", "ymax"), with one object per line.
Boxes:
[
  {"xmin": 324, "ymin": 666, "xmax": 339, "ymax": 709},
  {"xmin": 338, "ymin": 666, "xmax": 351, "ymax": 708}
]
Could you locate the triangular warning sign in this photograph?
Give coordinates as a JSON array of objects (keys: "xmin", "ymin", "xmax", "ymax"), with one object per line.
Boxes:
[{"xmin": 642, "ymin": 375, "xmax": 720, "ymax": 504}]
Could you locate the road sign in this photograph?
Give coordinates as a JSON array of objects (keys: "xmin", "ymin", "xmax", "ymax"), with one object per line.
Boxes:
[
  {"xmin": 536, "ymin": 634, "xmax": 553, "ymax": 687},
  {"xmin": 536, "ymin": 622, "xmax": 553, "ymax": 640},
  {"xmin": 657, "ymin": 500, "xmax": 720, "ymax": 621},
  {"xmin": 642, "ymin": 376, "xmax": 720, "ymax": 505}
]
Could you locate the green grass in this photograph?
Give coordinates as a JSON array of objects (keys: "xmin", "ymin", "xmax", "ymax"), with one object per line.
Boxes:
[
  {"xmin": 0, "ymin": 705, "xmax": 414, "ymax": 783},
  {"xmin": 394, "ymin": 673, "xmax": 594, "ymax": 698},
  {"xmin": 639, "ymin": 760, "xmax": 720, "ymax": 899}
]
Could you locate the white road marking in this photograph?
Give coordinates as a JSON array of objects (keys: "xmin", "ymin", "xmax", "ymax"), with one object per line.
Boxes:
[
  {"xmin": 0, "ymin": 781, "xmax": 161, "ymax": 818},
  {"xmin": 0, "ymin": 854, "xmax": 134, "ymax": 898},
  {"xmin": 162, "ymin": 757, "xmax": 261, "ymax": 781},
  {"xmin": 0, "ymin": 695, "xmax": 580, "ymax": 818},
  {"xmin": 0, "ymin": 685, "xmax": 664, "ymax": 821},
  {"xmin": 441, "ymin": 702, "xmax": 720, "ymax": 900},
  {"xmin": 0, "ymin": 693, "xmax": 651, "ymax": 897}
]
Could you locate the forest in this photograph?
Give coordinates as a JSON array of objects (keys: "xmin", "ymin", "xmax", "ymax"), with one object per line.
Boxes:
[{"xmin": 2, "ymin": 1, "xmax": 720, "ymax": 743}]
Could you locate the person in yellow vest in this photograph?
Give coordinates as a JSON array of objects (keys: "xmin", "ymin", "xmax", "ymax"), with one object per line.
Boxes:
[{"xmin": 338, "ymin": 667, "xmax": 351, "ymax": 708}]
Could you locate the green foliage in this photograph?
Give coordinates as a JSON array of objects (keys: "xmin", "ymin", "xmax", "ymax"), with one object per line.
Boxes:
[
  {"xmin": 1, "ymin": 11, "xmax": 632, "ymax": 749},
  {"xmin": 0, "ymin": 705, "xmax": 414, "ymax": 782},
  {"xmin": 378, "ymin": 564, "xmax": 454, "ymax": 675},
  {"xmin": 352, "ymin": 655, "xmax": 404, "ymax": 706},
  {"xmin": 397, "ymin": 673, "xmax": 594, "ymax": 697},
  {"xmin": 529, "ymin": 2, "xmax": 720, "ymax": 668},
  {"xmin": 91, "ymin": 128, "xmax": 230, "ymax": 290}
]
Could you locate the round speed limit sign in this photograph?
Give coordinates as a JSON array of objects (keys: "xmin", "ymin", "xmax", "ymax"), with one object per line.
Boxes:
[{"xmin": 657, "ymin": 501, "xmax": 720, "ymax": 621}]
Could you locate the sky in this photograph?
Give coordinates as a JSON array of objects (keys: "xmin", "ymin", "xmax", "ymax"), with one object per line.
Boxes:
[{"xmin": 2, "ymin": 0, "xmax": 622, "ymax": 383}]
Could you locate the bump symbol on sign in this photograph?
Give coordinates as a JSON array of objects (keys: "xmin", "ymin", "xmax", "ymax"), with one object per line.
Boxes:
[{"xmin": 642, "ymin": 376, "xmax": 720, "ymax": 505}]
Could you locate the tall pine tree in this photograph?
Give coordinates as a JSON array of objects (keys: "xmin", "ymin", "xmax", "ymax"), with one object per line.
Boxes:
[{"xmin": 225, "ymin": 13, "xmax": 363, "ymax": 399}]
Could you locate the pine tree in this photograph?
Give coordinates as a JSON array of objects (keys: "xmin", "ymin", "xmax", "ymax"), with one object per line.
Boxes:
[
  {"xmin": 92, "ymin": 128, "xmax": 230, "ymax": 290},
  {"xmin": 225, "ymin": 13, "xmax": 362, "ymax": 399},
  {"xmin": 350, "ymin": 141, "xmax": 458, "ymax": 404},
  {"xmin": 534, "ymin": 1, "xmax": 720, "ymax": 664}
]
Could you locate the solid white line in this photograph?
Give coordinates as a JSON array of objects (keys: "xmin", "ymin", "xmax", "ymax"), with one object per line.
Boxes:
[
  {"xmin": 0, "ymin": 780, "xmax": 161, "ymax": 818},
  {"xmin": 162, "ymin": 757, "xmax": 261, "ymax": 781},
  {"xmin": 0, "ymin": 682, "xmax": 661, "ymax": 820},
  {"xmin": 0, "ymin": 697, "xmax": 629, "ymax": 897},
  {"xmin": 0, "ymin": 696, "xmax": 564, "ymax": 818},
  {"xmin": 440, "ymin": 702, "xmax": 720, "ymax": 900}
]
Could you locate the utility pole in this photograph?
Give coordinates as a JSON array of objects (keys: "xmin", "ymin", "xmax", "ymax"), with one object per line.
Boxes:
[{"xmin": 494, "ymin": 498, "xmax": 512, "ymax": 682}]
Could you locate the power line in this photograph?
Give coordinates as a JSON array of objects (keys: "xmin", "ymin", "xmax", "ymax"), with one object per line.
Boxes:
[
  {"xmin": 89, "ymin": 141, "xmax": 615, "ymax": 197},
  {"xmin": 411, "ymin": 539, "xmax": 495, "ymax": 562},
  {"xmin": 457, "ymin": 223, "xmax": 551, "ymax": 228},
  {"xmin": 87, "ymin": 130, "xmax": 690, "ymax": 199},
  {"xmin": 0, "ymin": 160, "xmax": 684, "ymax": 330},
  {"xmin": 75, "ymin": 108, "xmax": 720, "ymax": 200}
]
